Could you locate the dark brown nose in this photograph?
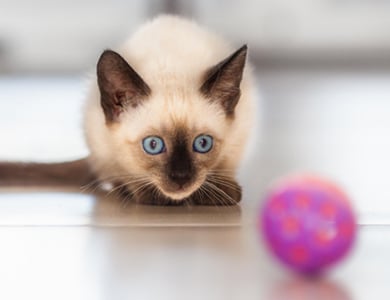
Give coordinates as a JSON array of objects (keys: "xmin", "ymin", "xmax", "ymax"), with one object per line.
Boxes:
[
  {"xmin": 167, "ymin": 140, "xmax": 194, "ymax": 187},
  {"xmin": 169, "ymin": 170, "xmax": 192, "ymax": 187}
]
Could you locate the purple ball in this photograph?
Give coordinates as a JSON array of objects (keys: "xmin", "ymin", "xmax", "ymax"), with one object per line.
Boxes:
[{"xmin": 260, "ymin": 175, "xmax": 357, "ymax": 275}]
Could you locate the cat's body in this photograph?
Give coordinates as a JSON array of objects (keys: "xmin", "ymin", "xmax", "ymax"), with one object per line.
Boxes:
[{"xmin": 0, "ymin": 15, "xmax": 256, "ymax": 206}]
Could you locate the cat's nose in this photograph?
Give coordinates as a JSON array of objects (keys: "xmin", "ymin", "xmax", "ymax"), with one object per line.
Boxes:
[{"xmin": 169, "ymin": 171, "xmax": 192, "ymax": 187}]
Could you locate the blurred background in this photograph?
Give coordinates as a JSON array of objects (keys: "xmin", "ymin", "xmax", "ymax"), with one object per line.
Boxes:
[
  {"xmin": 1, "ymin": 0, "xmax": 390, "ymax": 218},
  {"xmin": 1, "ymin": 0, "xmax": 390, "ymax": 72}
]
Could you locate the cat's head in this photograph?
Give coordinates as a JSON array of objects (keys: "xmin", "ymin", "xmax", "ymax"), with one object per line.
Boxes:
[{"xmin": 96, "ymin": 46, "xmax": 247, "ymax": 200}]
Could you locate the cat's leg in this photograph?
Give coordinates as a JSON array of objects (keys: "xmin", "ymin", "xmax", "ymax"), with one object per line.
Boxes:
[{"xmin": 191, "ymin": 175, "xmax": 242, "ymax": 206}]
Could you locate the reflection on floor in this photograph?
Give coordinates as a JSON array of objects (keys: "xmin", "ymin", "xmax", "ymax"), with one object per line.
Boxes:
[{"xmin": 1, "ymin": 69, "xmax": 390, "ymax": 299}]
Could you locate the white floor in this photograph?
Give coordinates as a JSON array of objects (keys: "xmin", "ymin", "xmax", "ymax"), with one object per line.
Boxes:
[{"xmin": 1, "ymin": 70, "xmax": 390, "ymax": 299}]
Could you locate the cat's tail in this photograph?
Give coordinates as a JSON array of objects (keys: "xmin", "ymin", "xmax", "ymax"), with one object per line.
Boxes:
[{"xmin": 0, "ymin": 158, "xmax": 95, "ymax": 188}]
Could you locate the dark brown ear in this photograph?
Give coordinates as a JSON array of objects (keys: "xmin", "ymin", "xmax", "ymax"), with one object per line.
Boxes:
[
  {"xmin": 200, "ymin": 45, "xmax": 247, "ymax": 116},
  {"xmin": 97, "ymin": 50, "xmax": 151, "ymax": 122}
]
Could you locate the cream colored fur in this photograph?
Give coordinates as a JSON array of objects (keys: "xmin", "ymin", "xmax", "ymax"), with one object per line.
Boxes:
[{"xmin": 84, "ymin": 15, "xmax": 256, "ymax": 200}]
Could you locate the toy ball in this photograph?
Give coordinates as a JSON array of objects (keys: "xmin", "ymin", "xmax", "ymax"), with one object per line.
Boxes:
[{"xmin": 260, "ymin": 174, "xmax": 357, "ymax": 275}]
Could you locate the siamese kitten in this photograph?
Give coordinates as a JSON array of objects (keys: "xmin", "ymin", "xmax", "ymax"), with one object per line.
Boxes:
[{"xmin": 0, "ymin": 15, "xmax": 256, "ymax": 206}]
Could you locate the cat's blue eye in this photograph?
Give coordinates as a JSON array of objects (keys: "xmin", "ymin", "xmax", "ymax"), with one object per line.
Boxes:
[
  {"xmin": 193, "ymin": 135, "xmax": 213, "ymax": 153},
  {"xmin": 142, "ymin": 136, "xmax": 165, "ymax": 155}
]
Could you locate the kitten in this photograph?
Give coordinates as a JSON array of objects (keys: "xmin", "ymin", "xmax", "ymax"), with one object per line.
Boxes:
[{"xmin": 0, "ymin": 15, "xmax": 256, "ymax": 206}]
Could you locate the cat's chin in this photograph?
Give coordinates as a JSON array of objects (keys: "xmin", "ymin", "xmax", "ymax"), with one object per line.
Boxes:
[
  {"xmin": 158, "ymin": 182, "xmax": 203, "ymax": 201},
  {"xmin": 157, "ymin": 176, "xmax": 206, "ymax": 201},
  {"xmin": 160, "ymin": 188, "xmax": 197, "ymax": 201}
]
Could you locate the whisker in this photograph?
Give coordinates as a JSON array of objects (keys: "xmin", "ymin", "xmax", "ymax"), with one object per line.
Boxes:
[
  {"xmin": 131, "ymin": 180, "xmax": 155, "ymax": 196},
  {"xmin": 203, "ymin": 182, "xmax": 229, "ymax": 206},
  {"xmin": 208, "ymin": 169, "xmax": 236, "ymax": 176},
  {"xmin": 81, "ymin": 173, "xmax": 149, "ymax": 194},
  {"xmin": 106, "ymin": 177, "xmax": 151, "ymax": 196},
  {"xmin": 207, "ymin": 177, "xmax": 241, "ymax": 192},
  {"xmin": 199, "ymin": 184, "xmax": 218, "ymax": 206},
  {"xmin": 204, "ymin": 181, "xmax": 237, "ymax": 206}
]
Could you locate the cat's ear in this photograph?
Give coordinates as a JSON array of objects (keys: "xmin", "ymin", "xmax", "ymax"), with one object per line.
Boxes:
[
  {"xmin": 200, "ymin": 45, "xmax": 247, "ymax": 116},
  {"xmin": 97, "ymin": 50, "xmax": 151, "ymax": 122}
]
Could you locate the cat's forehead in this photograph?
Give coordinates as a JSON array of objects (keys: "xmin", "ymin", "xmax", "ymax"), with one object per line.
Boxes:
[{"xmin": 121, "ymin": 92, "xmax": 227, "ymax": 141}]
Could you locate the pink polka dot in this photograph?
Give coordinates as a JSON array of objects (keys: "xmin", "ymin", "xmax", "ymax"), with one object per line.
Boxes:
[
  {"xmin": 289, "ymin": 245, "xmax": 309, "ymax": 263},
  {"xmin": 269, "ymin": 198, "xmax": 285, "ymax": 217},
  {"xmin": 315, "ymin": 227, "xmax": 337, "ymax": 246},
  {"xmin": 320, "ymin": 202, "xmax": 337, "ymax": 218},
  {"xmin": 295, "ymin": 193, "xmax": 311, "ymax": 209},
  {"xmin": 339, "ymin": 222, "xmax": 354, "ymax": 237},
  {"xmin": 282, "ymin": 216, "xmax": 300, "ymax": 234}
]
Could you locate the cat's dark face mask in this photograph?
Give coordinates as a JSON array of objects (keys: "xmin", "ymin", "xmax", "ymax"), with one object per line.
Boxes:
[{"xmin": 137, "ymin": 126, "xmax": 222, "ymax": 201}]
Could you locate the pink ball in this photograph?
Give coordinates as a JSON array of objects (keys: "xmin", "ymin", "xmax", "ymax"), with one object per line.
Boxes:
[{"xmin": 260, "ymin": 175, "xmax": 357, "ymax": 275}]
